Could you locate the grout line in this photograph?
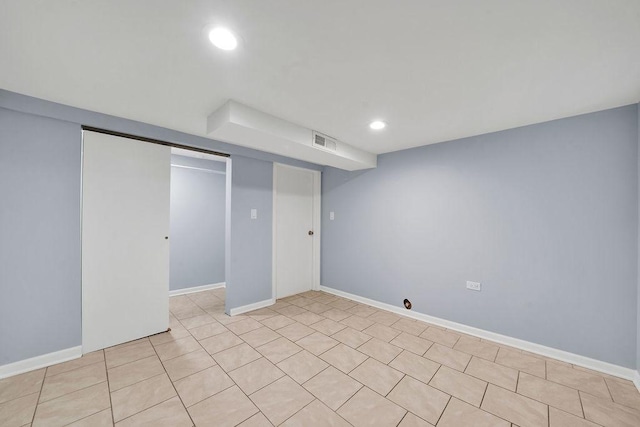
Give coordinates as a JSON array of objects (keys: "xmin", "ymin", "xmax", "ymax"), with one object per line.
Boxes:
[
  {"xmin": 149, "ymin": 335, "xmax": 197, "ymax": 427},
  {"xmin": 112, "ymin": 394, "xmax": 176, "ymax": 425},
  {"xmin": 30, "ymin": 366, "xmax": 47, "ymax": 425}
]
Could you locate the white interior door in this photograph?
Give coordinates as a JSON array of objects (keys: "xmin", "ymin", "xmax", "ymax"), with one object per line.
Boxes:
[
  {"xmin": 82, "ymin": 131, "xmax": 170, "ymax": 353},
  {"xmin": 274, "ymin": 163, "xmax": 320, "ymax": 298}
]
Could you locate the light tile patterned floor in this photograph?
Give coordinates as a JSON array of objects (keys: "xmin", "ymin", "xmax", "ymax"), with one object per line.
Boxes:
[{"xmin": 2, "ymin": 289, "xmax": 640, "ymax": 426}]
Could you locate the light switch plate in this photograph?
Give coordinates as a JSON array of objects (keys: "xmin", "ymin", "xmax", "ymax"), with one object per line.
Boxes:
[
  {"xmin": 466, "ymin": 281, "xmax": 481, "ymax": 291},
  {"xmin": 330, "ymin": 211, "xmax": 335, "ymax": 220},
  {"xmin": 251, "ymin": 209, "xmax": 257, "ymax": 219}
]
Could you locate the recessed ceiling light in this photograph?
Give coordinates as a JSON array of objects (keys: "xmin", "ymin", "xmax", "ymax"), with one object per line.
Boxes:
[
  {"xmin": 208, "ymin": 27, "xmax": 238, "ymax": 51},
  {"xmin": 369, "ymin": 120, "xmax": 386, "ymax": 130}
]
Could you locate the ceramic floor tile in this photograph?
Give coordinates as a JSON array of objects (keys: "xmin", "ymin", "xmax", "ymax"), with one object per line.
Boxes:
[
  {"xmin": 226, "ymin": 318, "xmax": 264, "ymax": 335},
  {"xmin": 153, "ymin": 336, "xmax": 201, "ymax": 361},
  {"xmin": 174, "ymin": 365, "xmax": 234, "ymax": 407},
  {"xmin": 349, "ymin": 305, "xmax": 377, "ymax": 318},
  {"xmin": 349, "ymin": 358, "xmax": 404, "ymax": 396},
  {"xmin": 517, "ymin": 372, "xmax": 583, "ymax": 416},
  {"xmin": 162, "ymin": 348, "xmax": 215, "ymax": 381},
  {"xmin": 339, "ymin": 315, "xmax": 374, "ymax": 331},
  {"xmin": 329, "ymin": 299, "xmax": 357, "ymax": 311},
  {"xmin": 388, "ymin": 376, "xmax": 450, "ymax": 425},
  {"xmin": 362, "ymin": 323, "xmax": 401, "ymax": 342},
  {"xmin": 319, "ymin": 343, "xmax": 368, "ymax": 373},
  {"xmin": 494, "ymin": 348, "xmax": 545, "ymax": 378},
  {"xmin": 429, "ymin": 365, "xmax": 487, "ymax": 407},
  {"xmin": 292, "ymin": 311, "xmax": 325, "ymax": 326},
  {"xmin": 389, "ymin": 350, "xmax": 440, "ymax": 384},
  {"xmin": 261, "ymin": 314, "xmax": 296, "ymax": 330},
  {"xmin": 277, "ymin": 350, "xmax": 329, "ymax": 384},
  {"xmin": 322, "ymin": 308, "xmax": 351, "ymax": 322},
  {"xmin": 256, "ymin": 337, "xmax": 303, "ymax": 364},
  {"xmin": 46, "ymin": 351, "xmax": 104, "ymax": 378},
  {"xmin": 0, "ymin": 369, "xmax": 45, "ymax": 404},
  {"xmin": 367, "ymin": 311, "xmax": 401, "ymax": 327},
  {"xmin": 281, "ymin": 399, "xmax": 351, "ymax": 426},
  {"xmin": 240, "ymin": 327, "xmax": 281, "ymax": 348},
  {"xmin": 172, "ymin": 305, "xmax": 207, "ymax": 320},
  {"xmin": 275, "ymin": 305, "xmax": 309, "ymax": 317},
  {"xmin": 397, "ymin": 412, "xmax": 432, "ymax": 426},
  {"xmin": 390, "ymin": 332, "xmax": 433, "ymax": 355},
  {"xmin": 105, "ymin": 340, "xmax": 157, "ymax": 369},
  {"xmin": 420, "ymin": 327, "xmax": 460, "ymax": 348},
  {"xmin": 481, "ymin": 384, "xmax": 548, "ymax": 427},
  {"xmin": 454, "ymin": 336, "xmax": 499, "ymax": 361},
  {"xmin": 199, "ymin": 331, "xmax": 244, "ymax": 355},
  {"xmin": 549, "ymin": 407, "xmax": 599, "ymax": 427},
  {"xmin": 424, "ymin": 343, "xmax": 471, "ymax": 371},
  {"xmin": 188, "ymin": 385, "xmax": 258, "ymax": 427},
  {"xmin": 438, "ymin": 398, "xmax": 510, "ymax": 427},
  {"xmin": 390, "ymin": 318, "xmax": 428, "ymax": 337},
  {"xmin": 337, "ymin": 387, "xmax": 407, "ymax": 427},
  {"xmin": 116, "ymin": 396, "xmax": 192, "ymax": 427},
  {"xmin": 39, "ymin": 362, "xmax": 106, "ymax": 403},
  {"xmin": 249, "ymin": 376, "xmax": 315, "ymax": 426},
  {"xmin": 604, "ymin": 377, "xmax": 640, "ymax": 410},
  {"xmin": 0, "ymin": 392, "xmax": 38, "ymax": 427},
  {"xmin": 107, "ymin": 355, "xmax": 165, "ymax": 391},
  {"xmin": 67, "ymin": 408, "xmax": 113, "ymax": 426},
  {"xmin": 546, "ymin": 362, "xmax": 611, "ymax": 399},
  {"xmin": 228, "ymin": 358, "xmax": 285, "ymax": 395},
  {"xmin": 287, "ymin": 297, "xmax": 315, "ymax": 307},
  {"xmin": 32, "ymin": 382, "xmax": 110, "ymax": 427},
  {"xmin": 303, "ymin": 366, "xmax": 363, "ymax": 410},
  {"xmin": 296, "ymin": 332, "xmax": 339, "ymax": 355},
  {"xmin": 213, "ymin": 343, "xmax": 262, "ymax": 372},
  {"xmin": 149, "ymin": 327, "xmax": 191, "ymax": 346},
  {"xmin": 110, "ymin": 373, "xmax": 176, "ymax": 422},
  {"xmin": 465, "ymin": 357, "xmax": 518, "ymax": 391},
  {"xmin": 278, "ymin": 322, "xmax": 316, "ymax": 341},
  {"xmin": 331, "ymin": 327, "xmax": 372, "ymax": 349},
  {"xmin": 310, "ymin": 319, "xmax": 347, "ymax": 336},
  {"xmin": 179, "ymin": 313, "xmax": 216, "ymax": 330},
  {"xmin": 305, "ymin": 302, "xmax": 332, "ymax": 314},
  {"xmin": 188, "ymin": 321, "xmax": 228, "ymax": 341},
  {"xmin": 580, "ymin": 391, "xmax": 640, "ymax": 427},
  {"xmin": 246, "ymin": 307, "xmax": 279, "ymax": 321},
  {"xmin": 357, "ymin": 338, "xmax": 402, "ymax": 364},
  {"xmin": 238, "ymin": 412, "xmax": 274, "ymax": 426}
]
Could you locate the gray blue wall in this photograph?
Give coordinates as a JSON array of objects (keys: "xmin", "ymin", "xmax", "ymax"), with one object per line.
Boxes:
[
  {"xmin": 0, "ymin": 108, "xmax": 81, "ymax": 365},
  {"xmin": 0, "ymin": 90, "xmax": 320, "ymax": 366},
  {"xmin": 637, "ymin": 103, "xmax": 640, "ymax": 372},
  {"xmin": 322, "ymin": 105, "xmax": 639, "ymax": 368},
  {"xmin": 226, "ymin": 156, "xmax": 274, "ymax": 311},
  {"xmin": 170, "ymin": 155, "xmax": 226, "ymax": 291}
]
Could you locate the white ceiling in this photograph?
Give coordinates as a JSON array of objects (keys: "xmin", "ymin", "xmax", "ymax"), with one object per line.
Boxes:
[{"xmin": 1, "ymin": 0, "xmax": 639, "ymax": 155}]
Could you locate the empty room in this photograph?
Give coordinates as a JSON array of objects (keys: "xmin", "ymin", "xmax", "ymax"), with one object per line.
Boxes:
[{"xmin": 1, "ymin": 1, "xmax": 640, "ymax": 426}]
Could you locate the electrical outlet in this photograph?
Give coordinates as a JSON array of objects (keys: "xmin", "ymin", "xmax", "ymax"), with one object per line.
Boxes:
[{"xmin": 466, "ymin": 281, "xmax": 481, "ymax": 291}]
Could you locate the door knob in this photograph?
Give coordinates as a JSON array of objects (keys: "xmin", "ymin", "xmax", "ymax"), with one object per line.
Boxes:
[{"xmin": 308, "ymin": 231, "xmax": 314, "ymax": 236}]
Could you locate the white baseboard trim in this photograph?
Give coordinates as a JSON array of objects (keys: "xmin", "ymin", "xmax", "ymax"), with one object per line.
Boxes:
[
  {"xmin": 169, "ymin": 282, "xmax": 225, "ymax": 297},
  {"xmin": 320, "ymin": 285, "xmax": 637, "ymax": 382},
  {"xmin": 0, "ymin": 346, "xmax": 82, "ymax": 380},
  {"xmin": 229, "ymin": 298, "xmax": 275, "ymax": 316}
]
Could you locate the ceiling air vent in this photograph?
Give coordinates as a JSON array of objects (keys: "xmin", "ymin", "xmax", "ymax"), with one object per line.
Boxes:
[{"xmin": 312, "ymin": 131, "xmax": 337, "ymax": 152}]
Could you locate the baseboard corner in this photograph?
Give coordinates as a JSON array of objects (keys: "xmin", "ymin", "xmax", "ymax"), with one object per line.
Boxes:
[
  {"xmin": 228, "ymin": 298, "xmax": 275, "ymax": 316},
  {"xmin": 0, "ymin": 346, "xmax": 82, "ymax": 380},
  {"xmin": 169, "ymin": 282, "xmax": 226, "ymax": 297}
]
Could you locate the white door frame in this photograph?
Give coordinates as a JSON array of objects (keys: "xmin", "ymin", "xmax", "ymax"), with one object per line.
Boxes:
[{"xmin": 272, "ymin": 163, "xmax": 321, "ymax": 300}]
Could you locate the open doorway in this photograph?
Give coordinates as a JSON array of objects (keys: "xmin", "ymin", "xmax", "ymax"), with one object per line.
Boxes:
[{"xmin": 168, "ymin": 147, "xmax": 228, "ymax": 315}]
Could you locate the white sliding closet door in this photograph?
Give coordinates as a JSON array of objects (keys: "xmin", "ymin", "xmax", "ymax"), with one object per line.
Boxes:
[{"xmin": 82, "ymin": 131, "xmax": 170, "ymax": 353}]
